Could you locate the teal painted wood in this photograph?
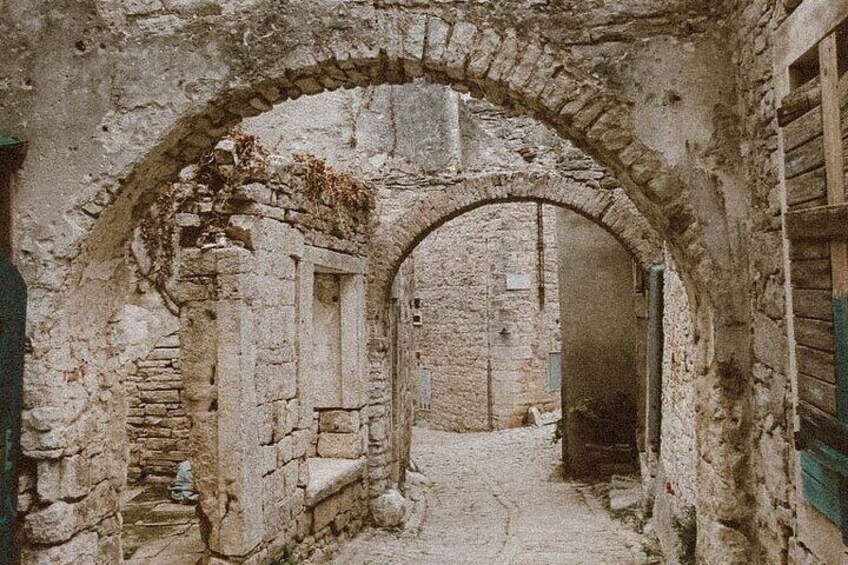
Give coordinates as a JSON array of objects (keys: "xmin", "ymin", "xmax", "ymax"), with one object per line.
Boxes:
[
  {"xmin": 646, "ymin": 264, "xmax": 664, "ymax": 452},
  {"xmin": 0, "ymin": 254, "xmax": 26, "ymax": 564},
  {"xmin": 801, "ymin": 451, "xmax": 842, "ymax": 524},
  {"xmin": 834, "ymin": 297, "xmax": 848, "ymax": 422},
  {"xmin": 831, "ymin": 296, "xmax": 848, "ymax": 543},
  {"xmin": 805, "ymin": 438, "xmax": 848, "ymax": 477}
]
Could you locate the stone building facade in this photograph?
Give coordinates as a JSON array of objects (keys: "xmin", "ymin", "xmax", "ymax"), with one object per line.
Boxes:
[
  {"xmin": 404, "ymin": 202, "xmax": 561, "ymax": 432},
  {"xmin": 3, "ymin": 1, "xmax": 848, "ymax": 563}
]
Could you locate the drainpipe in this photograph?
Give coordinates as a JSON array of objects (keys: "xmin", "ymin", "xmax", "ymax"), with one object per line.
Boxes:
[
  {"xmin": 485, "ymin": 235, "xmax": 495, "ymax": 431},
  {"xmin": 536, "ymin": 203, "xmax": 546, "ymax": 309}
]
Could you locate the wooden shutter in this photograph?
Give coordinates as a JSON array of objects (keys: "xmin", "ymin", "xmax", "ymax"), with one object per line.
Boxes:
[{"xmin": 777, "ymin": 14, "xmax": 848, "ymax": 540}]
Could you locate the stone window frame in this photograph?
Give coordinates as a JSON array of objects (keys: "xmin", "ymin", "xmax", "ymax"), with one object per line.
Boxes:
[{"xmin": 300, "ymin": 245, "xmax": 368, "ymax": 413}]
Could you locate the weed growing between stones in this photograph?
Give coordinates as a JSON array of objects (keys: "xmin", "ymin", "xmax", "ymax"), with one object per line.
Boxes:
[
  {"xmin": 138, "ymin": 125, "xmax": 269, "ymax": 288},
  {"xmin": 268, "ymin": 545, "xmax": 297, "ymax": 565}
]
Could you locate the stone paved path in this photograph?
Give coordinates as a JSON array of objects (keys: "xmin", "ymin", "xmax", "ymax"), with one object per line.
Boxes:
[{"xmin": 324, "ymin": 425, "xmax": 649, "ymax": 565}]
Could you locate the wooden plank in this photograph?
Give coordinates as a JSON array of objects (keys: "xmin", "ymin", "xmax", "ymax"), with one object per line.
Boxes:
[
  {"xmin": 799, "ymin": 401, "xmax": 848, "ymax": 453},
  {"xmin": 786, "ymin": 203, "xmax": 848, "ymax": 240},
  {"xmin": 779, "ymin": 78, "xmax": 821, "ymax": 127},
  {"xmin": 783, "ymin": 106, "xmax": 822, "ymax": 151},
  {"xmin": 835, "ymin": 296, "xmax": 848, "ymax": 420},
  {"xmin": 785, "ymin": 135, "xmax": 824, "ymax": 179},
  {"xmin": 785, "ymin": 105, "xmax": 823, "ymax": 150},
  {"xmin": 787, "ymin": 167, "xmax": 828, "ymax": 207},
  {"xmin": 792, "ymin": 258, "xmax": 833, "ymax": 289},
  {"xmin": 795, "ymin": 288, "xmax": 836, "ymax": 321},
  {"xmin": 791, "ymin": 239, "xmax": 831, "ymax": 261},
  {"xmin": 798, "ymin": 344, "xmax": 836, "ymax": 383},
  {"xmin": 822, "ymin": 35, "xmax": 847, "ymax": 208},
  {"xmin": 774, "ymin": 0, "xmax": 848, "ymax": 71},
  {"xmin": 799, "ymin": 372, "xmax": 838, "ymax": 414},
  {"xmin": 796, "ymin": 317, "xmax": 836, "ymax": 352}
]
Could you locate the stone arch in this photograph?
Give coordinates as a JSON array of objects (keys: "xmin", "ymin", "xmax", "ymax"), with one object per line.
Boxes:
[
  {"xmin": 20, "ymin": 8, "xmax": 752, "ymax": 564},
  {"xmin": 366, "ymin": 171, "xmax": 663, "ymax": 310},
  {"xmin": 364, "ymin": 171, "xmax": 663, "ymax": 502}
]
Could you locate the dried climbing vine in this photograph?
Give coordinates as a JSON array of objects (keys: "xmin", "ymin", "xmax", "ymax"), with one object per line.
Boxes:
[
  {"xmin": 293, "ymin": 153, "xmax": 375, "ymax": 236},
  {"xmin": 138, "ymin": 126, "xmax": 269, "ymax": 288}
]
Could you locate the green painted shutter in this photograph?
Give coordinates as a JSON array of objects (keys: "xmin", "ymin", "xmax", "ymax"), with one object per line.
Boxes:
[{"xmin": 0, "ymin": 254, "xmax": 26, "ymax": 563}]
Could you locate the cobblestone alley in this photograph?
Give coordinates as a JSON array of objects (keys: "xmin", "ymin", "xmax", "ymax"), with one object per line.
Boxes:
[{"xmin": 324, "ymin": 426, "xmax": 648, "ymax": 565}]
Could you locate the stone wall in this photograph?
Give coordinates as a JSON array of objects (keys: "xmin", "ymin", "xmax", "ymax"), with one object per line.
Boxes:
[
  {"xmin": 126, "ymin": 142, "xmax": 374, "ymax": 562},
  {"xmin": 726, "ymin": 1, "xmax": 826, "ymax": 562},
  {"xmin": 126, "ymin": 330, "xmax": 189, "ymax": 484},
  {"xmin": 406, "ymin": 202, "xmax": 560, "ymax": 432},
  {"xmin": 651, "ymin": 255, "xmax": 698, "ymax": 559}
]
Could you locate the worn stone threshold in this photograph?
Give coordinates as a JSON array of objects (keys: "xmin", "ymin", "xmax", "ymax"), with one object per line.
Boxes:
[{"xmin": 306, "ymin": 457, "xmax": 367, "ymax": 507}]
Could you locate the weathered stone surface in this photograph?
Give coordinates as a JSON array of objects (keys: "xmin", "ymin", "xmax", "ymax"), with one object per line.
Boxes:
[
  {"xmin": 317, "ymin": 433, "xmax": 361, "ymax": 460},
  {"xmin": 372, "ymin": 488, "xmax": 406, "ymax": 528}
]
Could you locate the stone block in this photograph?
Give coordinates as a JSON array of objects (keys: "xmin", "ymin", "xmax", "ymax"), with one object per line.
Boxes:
[
  {"xmin": 318, "ymin": 410, "xmax": 360, "ymax": 433},
  {"xmin": 317, "ymin": 433, "xmax": 360, "ymax": 459},
  {"xmin": 292, "ymin": 429, "xmax": 310, "ymax": 460},
  {"xmin": 312, "ymin": 486, "xmax": 355, "ymax": 533},
  {"xmin": 277, "ymin": 436, "xmax": 293, "ymax": 465},
  {"xmin": 372, "ymin": 489, "xmax": 405, "ymax": 527}
]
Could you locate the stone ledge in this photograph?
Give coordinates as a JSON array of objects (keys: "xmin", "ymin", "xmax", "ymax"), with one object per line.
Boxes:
[{"xmin": 305, "ymin": 457, "xmax": 367, "ymax": 507}]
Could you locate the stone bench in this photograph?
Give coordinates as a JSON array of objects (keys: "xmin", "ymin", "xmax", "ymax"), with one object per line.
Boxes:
[{"xmin": 306, "ymin": 457, "xmax": 368, "ymax": 536}]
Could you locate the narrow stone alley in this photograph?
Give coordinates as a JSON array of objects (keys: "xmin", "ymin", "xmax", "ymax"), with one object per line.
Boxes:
[{"xmin": 322, "ymin": 425, "xmax": 649, "ymax": 565}]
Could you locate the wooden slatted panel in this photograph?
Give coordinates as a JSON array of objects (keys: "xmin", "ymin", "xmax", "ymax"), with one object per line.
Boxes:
[
  {"xmin": 779, "ymin": 11, "xmax": 848, "ymax": 540},
  {"xmin": 791, "ymin": 258, "xmax": 833, "ymax": 290},
  {"xmin": 796, "ymin": 318, "xmax": 836, "ymax": 352},
  {"xmin": 795, "ymin": 288, "xmax": 835, "ymax": 321}
]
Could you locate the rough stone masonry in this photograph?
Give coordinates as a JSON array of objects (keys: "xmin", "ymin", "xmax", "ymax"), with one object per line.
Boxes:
[{"xmin": 1, "ymin": 0, "xmax": 847, "ymax": 563}]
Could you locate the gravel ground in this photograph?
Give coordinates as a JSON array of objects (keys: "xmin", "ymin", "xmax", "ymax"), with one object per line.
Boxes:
[{"xmin": 323, "ymin": 425, "xmax": 650, "ymax": 565}]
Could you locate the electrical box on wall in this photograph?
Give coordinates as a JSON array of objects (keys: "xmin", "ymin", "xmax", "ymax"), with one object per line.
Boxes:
[
  {"xmin": 412, "ymin": 312, "xmax": 423, "ymax": 326},
  {"xmin": 506, "ymin": 274, "xmax": 531, "ymax": 290}
]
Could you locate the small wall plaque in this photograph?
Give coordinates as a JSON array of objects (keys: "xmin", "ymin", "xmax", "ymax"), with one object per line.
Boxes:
[{"xmin": 506, "ymin": 274, "xmax": 531, "ymax": 291}]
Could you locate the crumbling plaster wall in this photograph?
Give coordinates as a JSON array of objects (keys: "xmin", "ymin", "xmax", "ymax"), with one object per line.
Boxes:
[
  {"xmin": 406, "ymin": 202, "xmax": 560, "ymax": 432},
  {"xmin": 0, "ymin": 1, "xmax": 772, "ymax": 562}
]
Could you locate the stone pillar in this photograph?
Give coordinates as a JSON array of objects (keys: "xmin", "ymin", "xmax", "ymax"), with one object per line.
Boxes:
[{"xmin": 179, "ymin": 246, "xmax": 265, "ymax": 560}]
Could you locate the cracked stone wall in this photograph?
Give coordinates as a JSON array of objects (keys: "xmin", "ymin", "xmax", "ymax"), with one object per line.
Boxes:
[{"xmin": 405, "ymin": 202, "xmax": 561, "ymax": 432}]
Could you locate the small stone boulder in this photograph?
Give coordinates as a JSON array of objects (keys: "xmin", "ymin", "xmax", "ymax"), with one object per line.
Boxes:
[{"xmin": 373, "ymin": 488, "xmax": 406, "ymax": 527}]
